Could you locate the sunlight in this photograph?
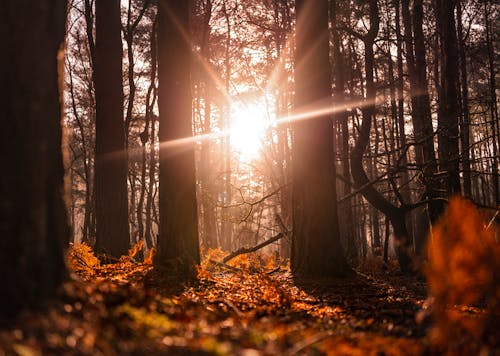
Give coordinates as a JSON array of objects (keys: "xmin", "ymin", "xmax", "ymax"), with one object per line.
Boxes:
[
  {"xmin": 229, "ymin": 102, "xmax": 269, "ymax": 160},
  {"xmin": 146, "ymin": 96, "xmax": 369, "ymax": 161}
]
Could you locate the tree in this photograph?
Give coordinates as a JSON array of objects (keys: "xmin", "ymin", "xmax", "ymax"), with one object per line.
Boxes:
[
  {"xmin": 93, "ymin": 0, "xmax": 131, "ymax": 258},
  {"xmin": 0, "ymin": 0, "xmax": 68, "ymax": 315},
  {"xmin": 401, "ymin": 0, "xmax": 442, "ymax": 228},
  {"xmin": 330, "ymin": 0, "xmax": 357, "ymax": 262},
  {"xmin": 436, "ymin": 0, "xmax": 461, "ymax": 196},
  {"xmin": 291, "ymin": 0, "xmax": 351, "ymax": 278},
  {"xmin": 483, "ymin": 0, "xmax": 499, "ymax": 206},
  {"xmin": 156, "ymin": 0, "xmax": 200, "ymax": 275},
  {"xmin": 456, "ymin": 0, "xmax": 472, "ymax": 198},
  {"xmin": 349, "ymin": 0, "xmax": 413, "ymax": 273}
]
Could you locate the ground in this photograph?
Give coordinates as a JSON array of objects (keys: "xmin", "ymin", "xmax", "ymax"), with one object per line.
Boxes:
[{"xmin": 0, "ymin": 247, "xmax": 493, "ymax": 355}]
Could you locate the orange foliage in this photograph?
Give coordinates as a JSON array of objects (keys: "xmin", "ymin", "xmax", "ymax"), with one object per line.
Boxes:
[
  {"xmin": 128, "ymin": 240, "xmax": 144, "ymax": 259},
  {"xmin": 67, "ymin": 242, "xmax": 100, "ymax": 279},
  {"xmin": 426, "ymin": 196, "xmax": 500, "ymax": 353},
  {"xmin": 144, "ymin": 247, "xmax": 155, "ymax": 265}
]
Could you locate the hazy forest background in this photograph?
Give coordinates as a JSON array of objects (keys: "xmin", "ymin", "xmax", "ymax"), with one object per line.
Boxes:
[
  {"xmin": 1, "ymin": 0, "xmax": 499, "ymax": 354},
  {"xmin": 62, "ymin": 0, "xmax": 499, "ymax": 270}
]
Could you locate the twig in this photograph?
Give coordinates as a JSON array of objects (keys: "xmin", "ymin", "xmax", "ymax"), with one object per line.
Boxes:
[
  {"xmin": 223, "ymin": 233, "xmax": 284, "ymax": 263},
  {"xmin": 207, "ymin": 259, "xmax": 242, "ymax": 273},
  {"xmin": 338, "ymin": 171, "xmax": 389, "ymax": 203},
  {"xmin": 266, "ymin": 266, "xmax": 281, "ymax": 275},
  {"xmin": 486, "ymin": 208, "xmax": 499, "ymax": 243}
]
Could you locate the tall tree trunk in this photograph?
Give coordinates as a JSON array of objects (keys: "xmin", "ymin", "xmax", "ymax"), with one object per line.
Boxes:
[
  {"xmin": 221, "ymin": 0, "xmax": 233, "ymax": 251},
  {"xmin": 83, "ymin": 0, "xmax": 97, "ymax": 244},
  {"xmin": 388, "ymin": 6, "xmax": 410, "ymax": 206},
  {"xmin": 156, "ymin": 0, "xmax": 200, "ymax": 275},
  {"xmin": 198, "ymin": 0, "xmax": 218, "ymax": 249},
  {"xmin": 200, "ymin": 89, "xmax": 218, "ymax": 248},
  {"xmin": 484, "ymin": 2, "xmax": 499, "ymax": 206},
  {"xmin": 456, "ymin": 0, "xmax": 472, "ymax": 198},
  {"xmin": 412, "ymin": 0, "xmax": 444, "ymax": 249},
  {"xmin": 144, "ymin": 18, "xmax": 158, "ymax": 250},
  {"xmin": 401, "ymin": 0, "xmax": 442, "ymax": 256},
  {"xmin": 94, "ymin": 0, "xmax": 131, "ymax": 258},
  {"xmin": 436, "ymin": 0, "xmax": 461, "ymax": 196},
  {"xmin": 292, "ymin": 0, "xmax": 351, "ymax": 278},
  {"xmin": 0, "ymin": 0, "xmax": 69, "ymax": 316}
]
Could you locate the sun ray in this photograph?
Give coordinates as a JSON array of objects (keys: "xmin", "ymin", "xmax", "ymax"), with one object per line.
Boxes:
[
  {"xmin": 122, "ymin": 94, "xmax": 386, "ymax": 163},
  {"xmin": 229, "ymin": 101, "xmax": 269, "ymax": 160}
]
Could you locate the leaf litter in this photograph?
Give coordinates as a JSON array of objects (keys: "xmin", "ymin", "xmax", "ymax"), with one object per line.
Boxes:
[{"xmin": 0, "ymin": 244, "xmax": 493, "ymax": 355}]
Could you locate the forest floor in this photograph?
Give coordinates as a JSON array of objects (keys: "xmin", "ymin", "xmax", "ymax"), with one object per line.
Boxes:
[{"xmin": 0, "ymin": 246, "xmax": 491, "ymax": 355}]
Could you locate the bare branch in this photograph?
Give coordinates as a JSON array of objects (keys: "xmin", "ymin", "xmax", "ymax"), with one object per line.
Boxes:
[{"xmin": 223, "ymin": 233, "xmax": 284, "ymax": 263}]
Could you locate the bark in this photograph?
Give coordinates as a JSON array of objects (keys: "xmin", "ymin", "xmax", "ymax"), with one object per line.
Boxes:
[
  {"xmin": 198, "ymin": 0, "xmax": 218, "ymax": 249},
  {"xmin": 0, "ymin": 0, "xmax": 69, "ymax": 316},
  {"xmin": 436, "ymin": 0, "xmax": 461, "ymax": 196},
  {"xmin": 484, "ymin": 2, "xmax": 499, "ymax": 206},
  {"xmin": 82, "ymin": 0, "xmax": 97, "ymax": 243},
  {"xmin": 156, "ymin": 0, "xmax": 200, "ymax": 275},
  {"xmin": 456, "ymin": 0, "xmax": 472, "ymax": 198},
  {"xmin": 223, "ymin": 233, "xmax": 284, "ymax": 263},
  {"xmin": 292, "ymin": 0, "xmax": 351, "ymax": 278},
  {"xmin": 388, "ymin": 6, "xmax": 410, "ymax": 206},
  {"xmin": 94, "ymin": 0, "xmax": 131, "ymax": 258},
  {"xmin": 401, "ymin": 0, "xmax": 443, "ymax": 256},
  {"xmin": 221, "ymin": 0, "xmax": 233, "ymax": 251},
  {"xmin": 144, "ymin": 18, "xmax": 158, "ymax": 249}
]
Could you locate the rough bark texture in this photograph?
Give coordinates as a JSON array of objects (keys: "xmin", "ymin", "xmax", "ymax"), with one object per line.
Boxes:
[
  {"xmin": 0, "ymin": 0, "xmax": 69, "ymax": 316},
  {"xmin": 93, "ymin": 0, "xmax": 131, "ymax": 258},
  {"xmin": 292, "ymin": 0, "xmax": 351, "ymax": 278},
  {"xmin": 156, "ymin": 0, "xmax": 200, "ymax": 275}
]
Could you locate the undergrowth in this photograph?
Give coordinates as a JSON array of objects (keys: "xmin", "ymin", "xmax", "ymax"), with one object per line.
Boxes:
[{"xmin": 426, "ymin": 196, "xmax": 500, "ymax": 354}]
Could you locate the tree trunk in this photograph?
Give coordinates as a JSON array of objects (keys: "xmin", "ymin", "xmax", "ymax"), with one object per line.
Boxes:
[
  {"xmin": 0, "ymin": 0, "xmax": 69, "ymax": 316},
  {"xmin": 156, "ymin": 0, "xmax": 200, "ymax": 275},
  {"xmin": 292, "ymin": 0, "xmax": 351, "ymax": 278},
  {"xmin": 402, "ymin": 0, "xmax": 442, "ymax": 255},
  {"xmin": 436, "ymin": 0, "xmax": 461, "ymax": 196},
  {"xmin": 144, "ymin": 18, "xmax": 158, "ymax": 249},
  {"xmin": 94, "ymin": 0, "xmax": 131, "ymax": 258},
  {"xmin": 484, "ymin": 2, "xmax": 499, "ymax": 206},
  {"xmin": 456, "ymin": 0, "xmax": 472, "ymax": 198},
  {"xmin": 221, "ymin": 1, "xmax": 233, "ymax": 251}
]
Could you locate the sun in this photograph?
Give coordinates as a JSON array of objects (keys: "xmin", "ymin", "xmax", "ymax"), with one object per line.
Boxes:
[{"xmin": 229, "ymin": 102, "xmax": 269, "ymax": 160}]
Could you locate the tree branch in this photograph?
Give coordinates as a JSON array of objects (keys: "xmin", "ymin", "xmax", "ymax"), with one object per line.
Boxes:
[{"xmin": 222, "ymin": 233, "xmax": 284, "ymax": 263}]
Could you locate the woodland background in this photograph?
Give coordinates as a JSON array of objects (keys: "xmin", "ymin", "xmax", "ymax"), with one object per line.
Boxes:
[{"xmin": 0, "ymin": 0, "xmax": 499, "ymax": 354}]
